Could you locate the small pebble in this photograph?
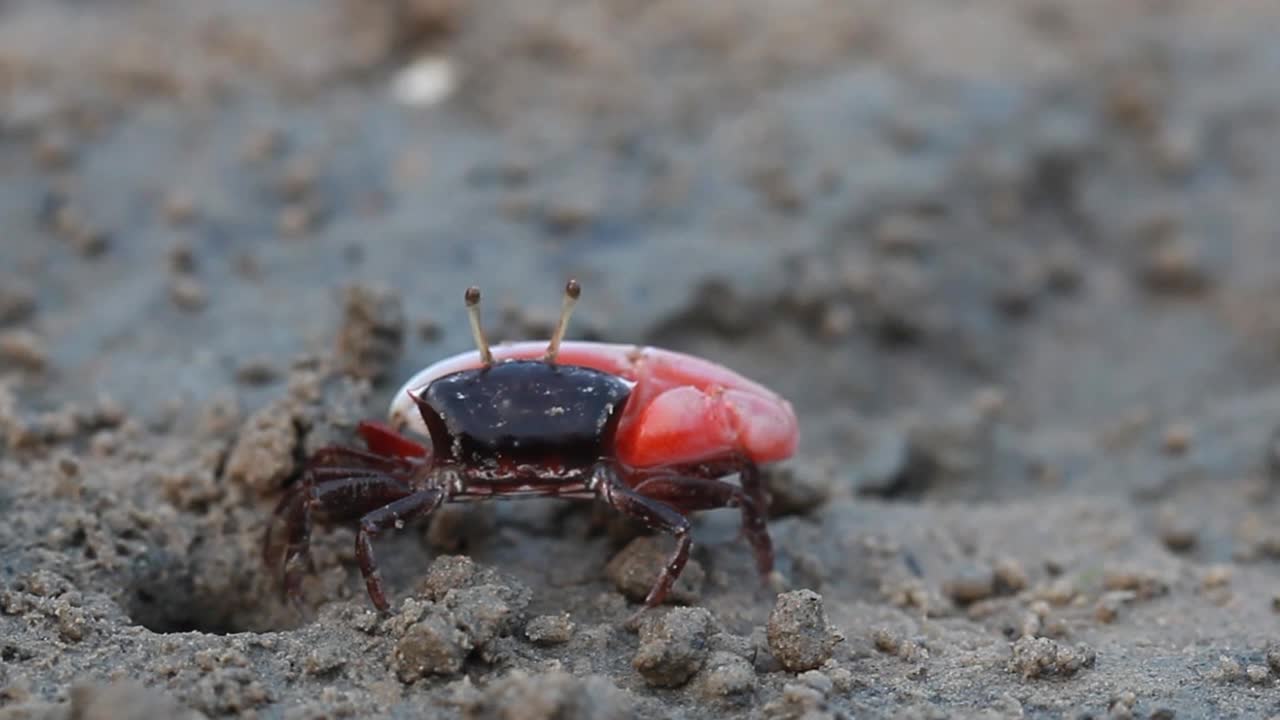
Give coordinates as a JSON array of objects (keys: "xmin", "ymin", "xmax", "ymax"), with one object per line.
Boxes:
[
  {"xmin": 695, "ymin": 651, "xmax": 755, "ymax": 706},
  {"xmin": 633, "ymin": 607, "xmax": 712, "ymax": 688},
  {"xmin": 163, "ymin": 190, "xmax": 198, "ymax": 226},
  {"xmin": 1139, "ymin": 236, "xmax": 1214, "ymax": 296},
  {"xmin": 993, "ymin": 556, "xmax": 1028, "ymax": 593},
  {"xmin": 71, "ymin": 224, "xmax": 110, "ymax": 258},
  {"xmin": 393, "ymin": 611, "xmax": 472, "ymax": 681},
  {"xmin": 302, "ymin": 648, "xmax": 346, "ymax": 677},
  {"xmin": 35, "ymin": 131, "xmax": 75, "ymax": 170},
  {"xmin": 993, "ymin": 262, "xmax": 1043, "ymax": 317},
  {"xmin": 767, "ymin": 590, "xmax": 837, "ymax": 672},
  {"xmin": 1102, "ymin": 566, "xmax": 1168, "ymax": 599},
  {"xmin": 874, "ymin": 213, "xmax": 933, "ymax": 256},
  {"xmin": 243, "ymin": 128, "xmax": 285, "ymax": 163},
  {"xmin": 1109, "ymin": 690, "xmax": 1137, "ymax": 716},
  {"xmin": 0, "ymin": 282, "xmax": 37, "ymax": 326},
  {"xmin": 168, "ymin": 241, "xmax": 197, "ymax": 274},
  {"xmin": 278, "ymin": 204, "xmax": 314, "ymax": 236},
  {"xmin": 1007, "ymin": 636, "xmax": 1095, "ymax": 679},
  {"xmin": 764, "ymin": 464, "xmax": 829, "ymax": 516},
  {"xmin": 1201, "ymin": 564, "xmax": 1231, "ymax": 589},
  {"xmin": 1157, "ymin": 509, "xmax": 1198, "ymax": 552},
  {"xmin": 1246, "ymin": 664, "xmax": 1270, "ymax": 685},
  {"xmin": 1162, "ymin": 422, "xmax": 1193, "ymax": 455},
  {"xmin": 235, "ymin": 359, "xmax": 281, "ymax": 386},
  {"xmin": 796, "ymin": 669, "xmax": 832, "ymax": 696},
  {"xmin": 542, "ymin": 198, "xmax": 596, "ymax": 234},
  {"xmin": 459, "ymin": 669, "xmax": 633, "ymax": 718},
  {"xmin": 943, "ymin": 563, "xmax": 997, "ymax": 605},
  {"xmin": 0, "ymin": 330, "xmax": 49, "ymax": 371},
  {"xmin": 278, "ymin": 158, "xmax": 319, "ymax": 201},
  {"xmin": 1210, "ymin": 655, "xmax": 1242, "ymax": 683},
  {"xmin": 972, "ymin": 387, "xmax": 1007, "ymax": 420},
  {"xmin": 524, "ymin": 614, "xmax": 574, "ymax": 646},
  {"xmin": 1093, "ymin": 591, "xmax": 1135, "ymax": 624},
  {"xmin": 827, "ymin": 666, "xmax": 854, "ymax": 693},
  {"xmin": 169, "ymin": 277, "xmax": 207, "ymax": 312},
  {"xmin": 1043, "ymin": 243, "xmax": 1083, "ymax": 292},
  {"xmin": 1153, "ymin": 121, "xmax": 1201, "ymax": 178},
  {"xmin": 818, "ymin": 302, "xmax": 856, "ymax": 341},
  {"xmin": 872, "ymin": 628, "xmax": 900, "ymax": 654},
  {"xmin": 67, "ymin": 681, "xmax": 196, "ymax": 720}
]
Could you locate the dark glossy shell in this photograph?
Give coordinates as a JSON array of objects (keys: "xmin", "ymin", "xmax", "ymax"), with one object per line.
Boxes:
[{"xmin": 414, "ymin": 360, "xmax": 633, "ymax": 473}]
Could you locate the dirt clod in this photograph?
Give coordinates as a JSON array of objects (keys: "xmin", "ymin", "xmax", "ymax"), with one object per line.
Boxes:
[
  {"xmin": 764, "ymin": 465, "xmax": 829, "ymax": 515},
  {"xmin": 169, "ymin": 277, "xmax": 208, "ymax": 312},
  {"xmin": 694, "ymin": 651, "xmax": 756, "ymax": 706},
  {"xmin": 224, "ymin": 398, "xmax": 299, "ymax": 495},
  {"xmin": 334, "ymin": 284, "xmax": 405, "ymax": 383},
  {"xmin": 942, "ymin": 563, "xmax": 996, "ymax": 605},
  {"xmin": 393, "ymin": 608, "xmax": 472, "ymax": 681},
  {"xmin": 992, "ymin": 556, "xmax": 1029, "ymax": 593},
  {"xmin": 68, "ymin": 681, "xmax": 206, "ymax": 720},
  {"xmin": 632, "ymin": 607, "xmax": 713, "ymax": 688},
  {"xmin": 1138, "ymin": 233, "xmax": 1216, "ymax": 296},
  {"xmin": 0, "ymin": 330, "xmax": 49, "ymax": 371},
  {"xmin": 459, "ymin": 669, "xmax": 634, "ymax": 720},
  {"xmin": 1008, "ymin": 637, "xmax": 1096, "ymax": 679},
  {"xmin": 443, "ymin": 582, "xmax": 529, "ymax": 658},
  {"xmin": 524, "ymin": 614, "xmax": 575, "ymax": 646},
  {"xmin": 0, "ymin": 282, "xmax": 36, "ymax": 326},
  {"xmin": 767, "ymin": 590, "xmax": 837, "ymax": 673}
]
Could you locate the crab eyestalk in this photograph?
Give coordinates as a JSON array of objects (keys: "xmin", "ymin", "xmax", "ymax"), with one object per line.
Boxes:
[
  {"xmin": 544, "ymin": 279, "xmax": 582, "ymax": 364},
  {"xmin": 465, "ymin": 286, "xmax": 494, "ymax": 366}
]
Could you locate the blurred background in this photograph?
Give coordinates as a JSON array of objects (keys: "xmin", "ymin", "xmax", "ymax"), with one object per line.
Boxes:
[{"xmin": 4, "ymin": 1, "xmax": 1280, "ymax": 717}]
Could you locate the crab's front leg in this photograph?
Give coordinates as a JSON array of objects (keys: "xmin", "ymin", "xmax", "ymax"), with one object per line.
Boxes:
[
  {"xmin": 355, "ymin": 486, "xmax": 447, "ymax": 612},
  {"xmin": 265, "ymin": 472, "xmax": 417, "ymax": 607},
  {"xmin": 592, "ymin": 463, "xmax": 692, "ymax": 617}
]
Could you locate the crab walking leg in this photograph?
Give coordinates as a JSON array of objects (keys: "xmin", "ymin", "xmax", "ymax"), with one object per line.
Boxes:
[
  {"xmin": 268, "ymin": 474, "xmax": 415, "ymax": 605},
  {"xmin": 730, "ymin": 457, "xmax": 769, "ymax": 523},
  {"xmin": 593, "ymin": 464, "xmax": 692, "ymax": 613},
  {"xmin": 305, "ymin": 446, "xmax": 417, "ymax": 473},
  {"xmin": 630, "ymin": 475, "xmax": 773, "ymax": 579},
  {"xmin": 355, "ymin": 488, "xmax": 446, "ymax": 612},
  {"xmin": 264, "ymin": 471, "xmax": 408, "ymax": 564}
]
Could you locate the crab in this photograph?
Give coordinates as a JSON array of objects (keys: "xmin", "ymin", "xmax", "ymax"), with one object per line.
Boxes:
[{"xmin": 264, "ymin": 280, "xmax": 799, "ymax": 616}]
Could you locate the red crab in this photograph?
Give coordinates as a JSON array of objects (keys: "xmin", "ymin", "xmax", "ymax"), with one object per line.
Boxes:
[{"xmin": 264, "ymin": 280, "xmax": 799, "ymax": 615}]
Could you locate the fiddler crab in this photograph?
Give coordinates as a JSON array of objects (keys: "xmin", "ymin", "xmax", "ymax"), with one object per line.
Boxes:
[{"xmin": 264, "ymin": 280, "xmax": 799, "ymax": 618}]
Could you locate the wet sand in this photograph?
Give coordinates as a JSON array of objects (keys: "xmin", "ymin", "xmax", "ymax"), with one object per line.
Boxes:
[{"xmin": 4, "ymin": 1, "xmax": 1280, "ymax": 717}]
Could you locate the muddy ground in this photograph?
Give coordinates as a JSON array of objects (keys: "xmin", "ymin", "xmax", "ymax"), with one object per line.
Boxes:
[{"xmin": 4, "ymin": 0, "xmax": 1280, "ymax": 718}]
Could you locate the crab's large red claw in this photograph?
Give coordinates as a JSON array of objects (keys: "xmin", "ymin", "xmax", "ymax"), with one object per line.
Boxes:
[
  {"xmin": 616, "ymin": 386, "xmax": 798, "ymax": 468},
  {"xmin": 356, "ymin": 419, "xmax": 429, "ymax": 460}
]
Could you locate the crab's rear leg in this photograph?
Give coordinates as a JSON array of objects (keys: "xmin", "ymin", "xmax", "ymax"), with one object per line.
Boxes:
[
  {"xmin": 630, "ymin": 474, "xmax": 773, "ymax": 579},
  {"xmin": 593, "ymin": 464, "xmax": 692, "ymax": 618}
]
